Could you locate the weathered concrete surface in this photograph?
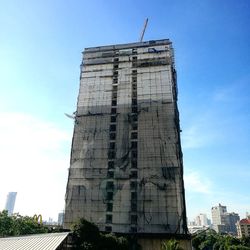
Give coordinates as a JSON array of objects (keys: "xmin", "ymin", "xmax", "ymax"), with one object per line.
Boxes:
[{"xmin": 64, "ymin": 40, "xmax": 189, "ymax": 241}]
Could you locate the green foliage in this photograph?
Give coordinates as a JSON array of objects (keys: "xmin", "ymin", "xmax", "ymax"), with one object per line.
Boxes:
[
  {"xmin": 0, "ymin": 210, "xmax": 48, "ymax": 237},
  {"xmin": 71, "ymin": 218, "xmax": 129, "ymax": 250},
  {"xmin": 192, "ymin": 230, "xmax": 250, "ymax": 250},
  {"xmin": 161, "ymin": 239, "xmax": 183, "ymax": 250}
]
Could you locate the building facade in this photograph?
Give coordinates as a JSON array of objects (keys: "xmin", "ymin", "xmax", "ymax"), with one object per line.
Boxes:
[
  {"xmin": 5, "ymin": 192, "xmax": 17, "ymax": 216},
  {"xmin": 64, "ymin": 39, "xmax": 190, "ymax": 248},
  {"xmin": 236, "ymin": 219, "xmax": 250, "ymax": 238}
]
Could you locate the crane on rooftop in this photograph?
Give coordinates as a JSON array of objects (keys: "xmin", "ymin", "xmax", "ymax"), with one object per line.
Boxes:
[{"xmin": 139, "ymin": 18, "xmax": 148, "ymax": 42}]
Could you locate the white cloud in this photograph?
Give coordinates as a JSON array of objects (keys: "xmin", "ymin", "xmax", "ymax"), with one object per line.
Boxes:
[
  {"xmin": 0, "ymin": 112, "xmax": 72, "ymax": 221},
  {"xmin": 184, "ymin": 171, "xmax": 211, "ymax": 194}
]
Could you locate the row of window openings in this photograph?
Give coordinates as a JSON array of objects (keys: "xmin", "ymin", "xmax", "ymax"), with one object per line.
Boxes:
[
  {"xmin": 108, "ymin": 147, "xmax": 138, "ymax": 159},
  {"xmin": 105, "ymin": 191, "xmax": 137, "ymax": 202},
  {"xmin": 111, "ymin": 104, "xmax": 138, "ymax": 114},
  {"xmin": 106, "ymin": 201, "xmax": 137, "ymax": 213},
  {"xmin": 105, "ymin": 226, "xmax": 137, "ymax": 233},
  {"xmin": 109, "ymin": 133, "xmax": 138, "ymax": 141},
  {"xmin": 107, "ymin": 166, "xmax": 138, "ymax": 179},
  {"xmin": 111, "ymin": 100, "xmax": 137, "ymax": 110},
  {"xmin": 108, "ymin": 160, "xmax": 137, "ymax": 170},
  {"xmin": 106, "ymin": 214, "xmax": 138, "ymax": 224},
  {"xmin": 108, "ymin": 143, "xmax": 137, "ymax": 157},
  {"xmin": 112, "ymin": 88, "xmax": 137, "ymax": 97},
  {"xmin": 106, "ymin": 182, "xmax": 137, "ymax": 196},
  {"xmin": 112, "ymin": 84, "xmax": 137, "ymax": 93},
  {"xmin": 110, "ymin": 121, "xmax": 135, "ymax": 131},
  {"xmin": 106, "ymin": 191, "xmax": 138, "ymax": 201},
  {"xmin": 113, "ymin": 60, "xmax": 139, "ymax": 70},
  {"xmin": 109, "ymin": 126, "xmax": 137, "ymax": 138},
  {"xmin": 110, "ymin": 117, "xmax": 137, "ymax": 129},
  {"xmin": 107, "ymin": 168, "xmax": 137, "ymax": 179}
]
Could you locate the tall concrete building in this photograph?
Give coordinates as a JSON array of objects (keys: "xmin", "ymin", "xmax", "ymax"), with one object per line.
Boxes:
[
  {"xmin": 64, "ymin": 39, "xmax": 190, "ymax": 249},
  {"xmin": 5, "ymin": 192, "xmax": 17, "ymax": 216}
]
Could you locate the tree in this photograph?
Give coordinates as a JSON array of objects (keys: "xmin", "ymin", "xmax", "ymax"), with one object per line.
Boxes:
[
  {"xmin": 0, "ymin": 210, "xmax": 48, "ymax": 237},
  {"xmin": 71, "ymin": 218, "xmax": 129, "ymax": 250},
  {"xmin": 161, "ymin": 239, "xmax": 183, "ymax": 250},
  {"xmin": 192, "ymin": 229, "xmax": 250, "ymax": 250}
]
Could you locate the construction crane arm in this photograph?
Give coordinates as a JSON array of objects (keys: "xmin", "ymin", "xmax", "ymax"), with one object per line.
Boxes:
[{"xmin": 139, "ymin": 18, "xmax": 148, "ymax": 42}]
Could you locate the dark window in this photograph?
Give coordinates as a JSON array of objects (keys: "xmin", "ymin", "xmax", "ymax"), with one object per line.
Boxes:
[
  {"xmin": 112, "ymin": 92, "xmax": 117, "ymax": 99},
  {"xmin": 132, "ymin": 99, "xmax": 137, "ymax": 105},
  {"xmin": 131, "ymin": 215, "xmax": 137, "ymax": 224},
  {"xmin": 106, "ymin": 214, "xmax": 112, "ymax": 223},
  {"xmin": 108, "ymin": 161, "xmax": 114, "ymax": 169},
  {"xmin": 112, "ymin": 85, "xmax": 118, "ymax": 91},
  {"xmin": 132, "ymin": 82, "xmax": 137, "ymax": 87},
  {"xmin": 110, "ymin": 124, "xmax": 116, "ymax": 131},
  {"xmin": 132, "ymin": 49, "xmax": 137, "ymax": 54},
  {"xmin": 131, "ymin": 201, "xmax": 137, "ymax": 211},
  {"xmin": 114, "ymin": 58, "xmax": 119, "ymax": 62},
  {"xmin": 132, "ymin": 70, "xmax": 137, "ymax": 74},
  {"xmin": 111, "ymin": 108, "xmax": 117, "ymax": 114},
  {"xmin": 110, "ymin": 116, "xmax": 116, "ymax": 123},
  {"xmin": 131, "ymin": 114, "xmax": 137, "ymax": 122},
  {"xmin": 130, "ymin": 171, "xmax": 138, "ymax": 178},
  {"xmin": 132, "ymin": 56, "xmax": 137, "ymax": 61},
  {"xmin": 132, "ymin": 107, "xmax": 137, "ymax": 113},
  {"xmin": 132, "ymin": 92, "xmax": 137, "ymax": 98},
  {"xmin": 107, "ymin": 171, "xmax": 114, "ymax": 178},
  {"xmin": 130, "ymin": 181, "xmax": 137, "ymax": 190},
  {"xmin": 107, "ymin": 203, "xmax": 113, "ymax": 212},
  {"xmin": 109, "ymin": 133, "xmax": 116, "ymax": 140},
  {"xmin": 131, "ymin": 192, "xmax": 137, "ymax": 200},
  {"xmin": 132, "ymin": 77, "xmax": 137, "ymax": 83},
  {"xmin": 130, "ymin": 227, "xmax": 137, "ymax": 232},
  {"xmin": 131, "ymin": 161, "xmax": 137, "ymax": 169},
  {"xmin": 108, "ymin": 150, "xmax": 115, "ymax": 159},
  {"xmin": 132, "ymin": 85, "xmax": 137, "ymax": 91},
  {"xmin": 106, "ymin": 181, "xmax": 114, "ymax": 190},
  {"xmin": 114, "ymin": 64, "xmax": 118, "ymax": 69},
  {"xmin": 107, "ymin": 192, "xmax": 113, "ymax": 200},
  {"xmin": 105, "ymin": 226, "xmax": 112, "ymax": 232},
  {"xmin": 113, "ymin": 71, "xmax": 118, "ymax": 76},
  {"xmin": 131, "ymin": 123, "xmax": 138, "ymax": 131},
  {"xmin": 131, "ymin": 150, "xmax": 137, "ymax": 158},
  {"xmin": 131, "ymin": 141, "xmax": 137, "ymax": 149},
  {"xmin": 113, "ymin": 78, "xmax": 118, "ymax": 84},
  {"xmin": 109, "ymin": 142, "xmax": 115, "ymax": 150},
  {"xmin": 131, "ymin": 132, "xmax": 138, "ymax": 140}
]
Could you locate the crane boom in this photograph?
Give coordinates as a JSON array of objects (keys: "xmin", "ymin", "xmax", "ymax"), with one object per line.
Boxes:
[{"xmin": 139, "ymin": 18, "xmax": 148, "ymax": 42}]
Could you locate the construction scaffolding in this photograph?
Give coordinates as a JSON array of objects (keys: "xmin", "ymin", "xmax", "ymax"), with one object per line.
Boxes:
[{"xmin": 64, "ymin": 39, "xmax": 188, "ymax": 237}]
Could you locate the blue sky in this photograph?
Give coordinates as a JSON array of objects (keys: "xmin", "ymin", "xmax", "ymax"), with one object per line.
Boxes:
[{"xmin": 0, "ymin": 0, "xmax": 249, "ymax": 221}]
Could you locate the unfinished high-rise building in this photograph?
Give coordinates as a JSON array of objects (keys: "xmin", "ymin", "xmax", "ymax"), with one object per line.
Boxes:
[{"xmin": 64, "ymin": 39, "xmax": 190, "ymax": 249}]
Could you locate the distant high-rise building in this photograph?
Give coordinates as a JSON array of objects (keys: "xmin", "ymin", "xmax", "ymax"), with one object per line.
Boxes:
[
  {"xmin": 211, "ymin": 203, "xmax": 227, "ymax": 226},
  {"xmin": 211, "ymin": 204, "xmax": 239, "ymax": 234},
  {"xmin": 58, "ymin": 212, "xmax": 64, "ymax": 226},
  {"xmin": 64, "ymin": 39, "xmax": 191, "ymax": 249},
  {"xmin": 195, "ymin": 213, "xmax": 209, "ymax": 227},
  {"xmin": 5, "ymin": 192, "xmax": 17, "ymax": 216}
]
